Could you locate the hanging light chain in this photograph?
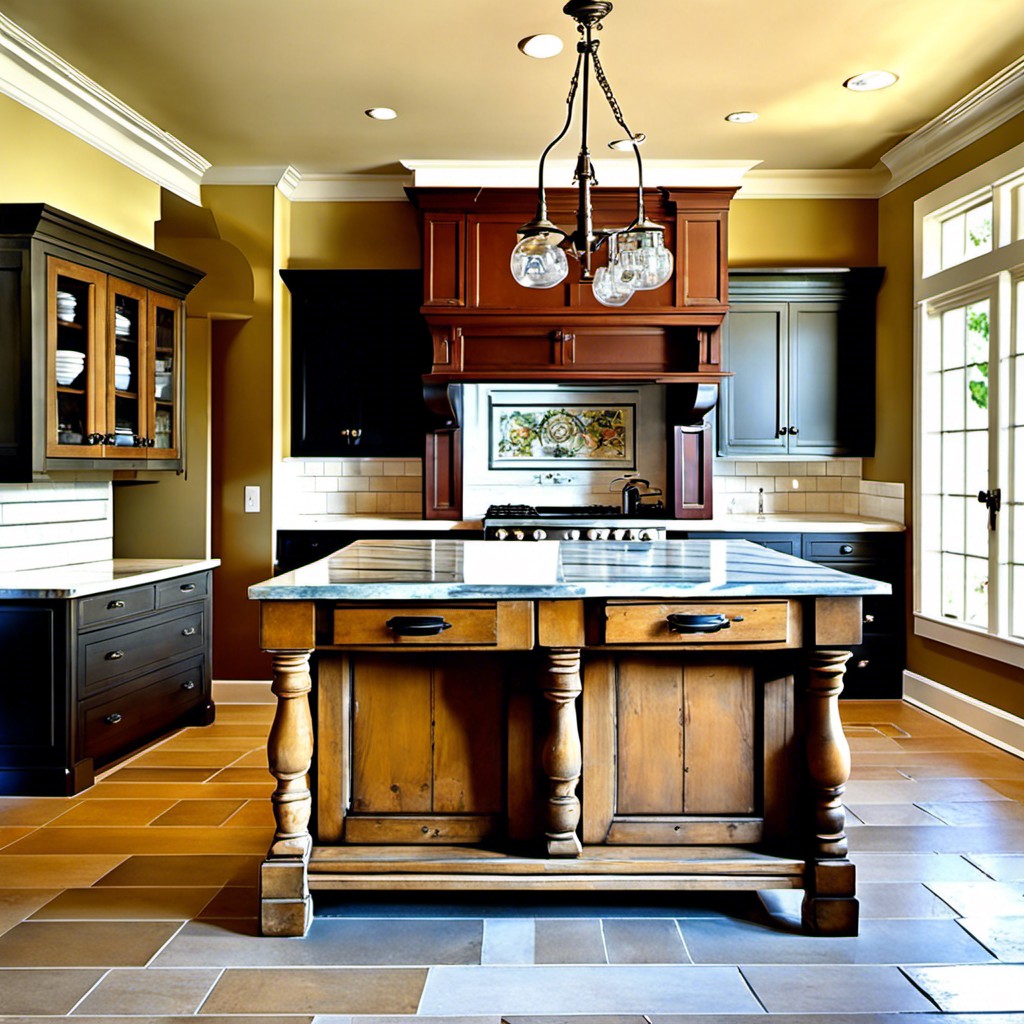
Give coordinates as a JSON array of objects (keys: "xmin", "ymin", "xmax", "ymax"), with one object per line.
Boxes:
[{"xmin": 589, "ymin": 47, "xmax": 634, "ymax": 144}]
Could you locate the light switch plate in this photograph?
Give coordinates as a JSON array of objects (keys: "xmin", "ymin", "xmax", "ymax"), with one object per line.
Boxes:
[{"xmin": 244, "ymin": 485, "xmax": 260, "ymax": 513}]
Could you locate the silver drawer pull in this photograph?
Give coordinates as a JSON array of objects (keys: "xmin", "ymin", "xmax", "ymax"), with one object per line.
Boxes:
[
  {"xmin": 104, "ymin": 712, "xmax": 123, "ymax": 725},
  {"xmin": 105, "ymin": 649, "xmax": 125, "ymax": 660},
  {"xmin": 182, "ymin": 680, "xmax": 196, "ymax": 690},
  {"xmin": 179, "ymin": 583, "xmax": 196, "ymax": 592},
  {"xmin": 864, "ymin": 613, "xmax": 875, "ymax": 623},
  {"xmin": 107, "ymin": 599, "xmax": 126, "ymax": 610},
  {"xmin": 181, "ymin": 626, "xmax": 197, "ymax": 636}
]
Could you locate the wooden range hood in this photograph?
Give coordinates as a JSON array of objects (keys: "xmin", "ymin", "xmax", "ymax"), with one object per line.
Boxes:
[{"xmin": 407, "ymin": 185, "xmax": 737, "ymax": 520}]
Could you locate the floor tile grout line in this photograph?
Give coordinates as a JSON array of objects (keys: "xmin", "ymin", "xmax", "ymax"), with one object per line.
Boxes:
[
  {"xmin": 63, "ymin": 965, "xmax": 113, "ymax": 1016},
  {"xmin": 192, "ymin": 964, "xmax": 227, "ymax": 1015}
]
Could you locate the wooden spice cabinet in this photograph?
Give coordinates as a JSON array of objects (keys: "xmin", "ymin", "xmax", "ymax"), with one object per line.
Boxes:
[
  {"xmin": 0, "ymin": 204, "xmax": 203, "ymax": 480},
  {"xmin": 0, "ymin": 569, "xmax": 214, "ymax": 795}
]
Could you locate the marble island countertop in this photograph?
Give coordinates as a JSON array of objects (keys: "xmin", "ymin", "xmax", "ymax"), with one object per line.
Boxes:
[
  {"xmin": 250, "ymin": 538, "xmax": 890, "ymax": 601},
  {"xmin": 275, "ymin": 513, "xmax": 904, "ymax": 533},
  {"xmin": 0, "ymin": 558, "xmax": 220, "ymax": 599}
]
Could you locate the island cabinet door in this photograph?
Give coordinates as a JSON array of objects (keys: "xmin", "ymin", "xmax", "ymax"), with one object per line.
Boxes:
[
  {"xmin": 581, "ymin": 654, "xmax": 797, "ymax": 846},
  {"xmin": 315, "ymin": 652, "xmax": 532, "ymax": 845}
]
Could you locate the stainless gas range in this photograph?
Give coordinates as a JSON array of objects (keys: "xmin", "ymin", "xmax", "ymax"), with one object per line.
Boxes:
[{"xmin": 483, "ymin": 504, "xmax": 668, "ymax": 541}]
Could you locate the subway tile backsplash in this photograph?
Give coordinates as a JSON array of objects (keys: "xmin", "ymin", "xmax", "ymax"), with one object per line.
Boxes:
[
  {"xmin": 0, "ymin": 481, "xmax": 114, "ymax": 571},
  {"xmin": 278, "ymin": 458, "xmax": 423, "ymax": 517},
  {"xmin": 714, "ymin": 458, "xmax": 904, "ymax": 523}
]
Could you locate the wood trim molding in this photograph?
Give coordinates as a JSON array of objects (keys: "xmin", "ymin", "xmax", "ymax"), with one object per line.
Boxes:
[{"xmin": 0, "ymin": 12, "xmax": 209, "ymax": 204}]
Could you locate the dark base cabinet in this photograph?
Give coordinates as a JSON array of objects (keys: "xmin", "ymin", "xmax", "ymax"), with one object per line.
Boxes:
[
  {"xmin": 0, "ymin": 569, "xmax": 215, "ymax": 796},
  {"xmin": 670, "ymin": 530, "xmax": 905, "ymax": 698}
]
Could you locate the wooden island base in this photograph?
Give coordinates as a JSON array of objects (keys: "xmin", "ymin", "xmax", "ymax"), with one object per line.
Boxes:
[{"xmin": 256, "ymin": 588, "xmax": 865, "ymax": 939}]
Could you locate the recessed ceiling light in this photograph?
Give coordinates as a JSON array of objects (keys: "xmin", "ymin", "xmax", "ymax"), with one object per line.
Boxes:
[
  {"xmin": 365, "ymin": 107, "xmax": 398, "ymax": 120},
  {"xmin": 518, "ymin": 33, "xmax": 564, "ymax": 59},
  {"xmin": 843, "ymin": 70, "xmax": 898, "ymax": 92},
  {"xmin": 724, "ymin": 111, "xmax": 758, "ymax": 123}
]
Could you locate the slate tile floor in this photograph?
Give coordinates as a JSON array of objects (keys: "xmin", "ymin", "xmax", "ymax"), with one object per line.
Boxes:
[{"xmin": 0, "ymin": 700, "xmax": 1022, "ymax": 1021}]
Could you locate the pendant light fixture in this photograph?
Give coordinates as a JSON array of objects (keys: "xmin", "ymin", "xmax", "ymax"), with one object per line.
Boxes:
[{"xmin": 510, "ymin": 0, "xmax": 673, "ymax": 306}]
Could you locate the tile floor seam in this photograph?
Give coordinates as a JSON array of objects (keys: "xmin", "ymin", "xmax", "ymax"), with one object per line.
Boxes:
[
  {"xmin": 141, "ymin": 917, "xmax": 192, "ymax": 968},
  {"xmin": 671, "ymin": 918, "xmax": 693, "ymax": 965},
  {"xmin": 897, "ymin": 963, "xmax": 949, "ymax": 1012},
  {"xmin": 597, "ymin": 918, "xmax": 610, "ymax": 965},
  {"xmin": 63, "ymin": 966, "xmax": 112, "ymax": 1015},
  {"xmin": 192, "ymin": 964, "xmax": 227, "ymax": 1015}
]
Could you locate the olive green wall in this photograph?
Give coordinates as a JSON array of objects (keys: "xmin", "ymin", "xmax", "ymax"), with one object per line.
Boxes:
[
  {"xmin": 879, "ymin": 111, "xmax": 1024, "ymax": 719},
  {"xmin": 0, "ymin": 94, "xmax": 161, "ymax": 244},
  {"xmin": 288, "ymin": 201, "xmax": 421, "ymax": 268},
  {"xmin": 729, "ymin": 199, "xmax": 878, "ymax": 268}
]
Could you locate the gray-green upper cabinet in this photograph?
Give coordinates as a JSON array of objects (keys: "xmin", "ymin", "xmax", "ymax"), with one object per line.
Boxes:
[{"xmin": 718, "ymin": 268, "xmax": 884, "ymax": 457}]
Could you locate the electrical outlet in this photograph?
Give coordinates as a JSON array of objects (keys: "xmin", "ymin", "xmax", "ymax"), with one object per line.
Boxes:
[{"xmin": 244, "ymin": 485, "xmax": 260, "ymax": 513}]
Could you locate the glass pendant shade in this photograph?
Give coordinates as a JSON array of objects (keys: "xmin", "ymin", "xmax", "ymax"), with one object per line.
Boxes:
[
  {"xmin": 510, "ymin": 232, "xmax": 569, "ymax": 289},
  {"xmin": 592, "ymin": 262, "xmax": 637, "ymax": 307},
  {"xmin": 617, "ymin": 227, "xmax": 674, "ymax": 290}
]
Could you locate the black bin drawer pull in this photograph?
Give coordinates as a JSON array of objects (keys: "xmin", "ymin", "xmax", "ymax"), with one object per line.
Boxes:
[
  {"xmin": 181, "ymin": 626, "xmax": 198, "ymax": 637},
  {"xmin": 107, "ymin": 599, "xmax": 126, "ymax": 610},
  {"xmin": 104, "ymin": 712, "xmax": 123, "ymax": 725},
  {"xmin": 667, "ymin": 613, "xmax": 732, "ymax": 634},
  {"xmin": 179, "ymin": 583, "xmax": 196, "ymax": 593},
  {"xmin": 182, "ymin": 679, "xmax": 196, "ymax": 690},
  {"xmin": 386, "ymin": 615, "xmax": 453, "ymax": 636},
  {"xmin": 104, "ymin": 649, "xmax": 125, "ymax": 661}
]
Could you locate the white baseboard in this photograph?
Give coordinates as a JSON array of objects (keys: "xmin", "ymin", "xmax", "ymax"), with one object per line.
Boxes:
[
  {"xmin": 903, "ymin": 670, "xmax": 1024, "ymax": 758},
  {"xmin": 212, "ymin": 679, "xmax": 275, "ymax": 704}
]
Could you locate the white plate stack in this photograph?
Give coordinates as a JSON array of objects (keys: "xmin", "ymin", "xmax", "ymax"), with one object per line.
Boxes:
[
  {"xmin": 114, "ymin": 311, "xmax": 131, "ymax": 337},
  {"xmin": 56, "ymin": 290, "xmax": 77, "ymax": 323},
  {"xmin": 114, "ymin": 354, "xmax": 131, "ymax": 391},
  {"xmin": 55, "ymin": 349, "xmax": 85, "ymax": 385}
]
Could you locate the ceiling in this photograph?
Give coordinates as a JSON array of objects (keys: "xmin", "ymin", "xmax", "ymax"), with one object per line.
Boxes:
[{"xmin": 2, "ymin": 0, "xmax": 1024, "ymax": 181}]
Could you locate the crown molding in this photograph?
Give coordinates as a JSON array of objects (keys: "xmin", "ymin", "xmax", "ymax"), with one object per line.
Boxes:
[
  {"xmin": 735, "ymin": 167, "xmax": 891, "ymax": 199},
  {"xmin": 201, "ymin": 164, "xmax": 305, "ymax": 196},
  {"xmin": 400, "ymin": 158, "xmax": 763, "ymax": 189},
  {"xmin": 879, "ymin": 54, "xmax": 1024, "ymax": 195},
  {"xmin": 0, "ymin": 13, "xmax": 209, "ymax": 204}
]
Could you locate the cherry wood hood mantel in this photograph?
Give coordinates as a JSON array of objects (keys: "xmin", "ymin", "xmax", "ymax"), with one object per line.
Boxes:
[{"xmin": 407, "ymin": 186, "xmax": 738, "ymax": 520}]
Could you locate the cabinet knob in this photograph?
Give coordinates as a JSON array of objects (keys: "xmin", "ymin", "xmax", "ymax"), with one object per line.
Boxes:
[
  {"xmin": 104, "ymin": 649, "xmax": 125, "ymax": 661},
  {"xmin": 777, "ymin": 426, "xmax": 789, "ymax": 436},
  {"xmin": 182, "ymin": 680, "xmax": 196, "ymax": 690},
  {"xmin": 856, "ymin": 659, "xmax": 870, "ymax": 669},
  {"xmin": 104, "ymin": 713, "xmax": 123, "ymax": 725},
  {"xmin": 864, "ymin": 613, "xmax": 875, "ymax": 623},
  {"xmin": 181, "ymin": 626, "xmax": 198, "ymax": 637},
  {"xmin": 179, "ymin": 583, "xmax": 196, "ymax": 593},
  {"xmin": 840, "ymin": 543, "xmax": 854, "ymax": 554},
  {"xmin": 107, "ymin": 599, "xmax": 126, "ymax": 610},
  {"xmin": 789, "ymin": 426, "xmax": 799, "ymax": 435}
]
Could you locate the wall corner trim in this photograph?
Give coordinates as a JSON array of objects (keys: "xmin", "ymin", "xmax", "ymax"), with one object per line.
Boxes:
[
  {"xmin": 880, "ymin": 54, "xmax": 1024, "ymax": 195},
  {"xmin": 0, "ymin": 12, "xmax": 209, "ymax": 205},
  {"xmin": 903, "ymin": 669, "xmax": 1024, "ymax": 760}
]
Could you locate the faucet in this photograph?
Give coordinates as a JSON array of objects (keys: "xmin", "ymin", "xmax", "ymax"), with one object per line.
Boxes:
[{"xmin": 621, "ymin": 478, "xmax": 646, "ymax": 515}]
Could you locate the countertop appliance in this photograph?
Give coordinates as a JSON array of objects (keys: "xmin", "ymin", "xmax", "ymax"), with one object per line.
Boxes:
[{"xmin": 483, "ymin": 503, "xmax": 667, "ymax": 541}]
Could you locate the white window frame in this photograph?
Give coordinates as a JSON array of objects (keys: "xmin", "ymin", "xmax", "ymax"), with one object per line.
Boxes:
[{"xmin": 914, "ymin": 138, "xmax": 1024, "ymax": 668}]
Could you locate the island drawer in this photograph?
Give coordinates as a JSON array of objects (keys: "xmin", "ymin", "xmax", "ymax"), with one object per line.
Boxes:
[
  {"xmin": 80, "ymin": 606, "xmax": 207, "ymax": 695},
  {"xmin": 156, "ymin": 571, "xmax": 210, "ymax": 608},
  {"xmin": 78, "ymin": 585, "xmax": 155, "ymax": 629},
  {"xmin": 80, "ymin": 656, "xmax": 206, "ymax": 763},
  {"xmin": 597, "ymin": 599, "xmax": 800, "ymax": 647},
  {"xmin": 331, "ymin": 601, "xmax": 533, "ymax": 649}
]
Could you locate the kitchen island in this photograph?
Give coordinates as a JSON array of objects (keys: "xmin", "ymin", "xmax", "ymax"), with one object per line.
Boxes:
[{"xmin": 248, "ymin": 538, "xmax": 889, "ymax": 938}]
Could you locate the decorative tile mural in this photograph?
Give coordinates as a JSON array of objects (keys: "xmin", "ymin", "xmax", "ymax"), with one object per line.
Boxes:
[{"xmin": 489, "ymin": 402, "xmax": 635, "ymax": 468}]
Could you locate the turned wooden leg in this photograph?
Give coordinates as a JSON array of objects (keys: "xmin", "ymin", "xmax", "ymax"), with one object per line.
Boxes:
[
  {"xmin": 541, "ymin": 647, "xmax": 583, "ymax": 857},
  {"xmin": 260, "ymin": 649, "xmax": 314, "ymax": 936},
  {"xmin": 801, "ymin": 648, "xmax": 857, "ymax": 936}
]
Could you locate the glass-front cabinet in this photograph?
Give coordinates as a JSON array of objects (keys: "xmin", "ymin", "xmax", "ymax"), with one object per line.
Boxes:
[{"xmin": 0, "ymin": 204, "xmax": 201, "ymax": 480}]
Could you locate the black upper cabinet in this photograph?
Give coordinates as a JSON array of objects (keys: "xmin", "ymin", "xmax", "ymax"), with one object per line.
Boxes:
[
  {"xmin": 282, "ymin": 270, "xmax": 433, "ymax": 459},
  {"xmin": 718, "ymin": 268, "xmax": 884, "ymax": 457}
]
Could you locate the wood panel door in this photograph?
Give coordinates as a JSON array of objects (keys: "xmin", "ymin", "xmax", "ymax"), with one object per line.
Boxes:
[
  {"xmin": 317, "ymin": 652, "xmax": 524, "ymax": 844},
  {"xmin": 582, "ymin": 653, "xmax": 793, "ymax": 846}
]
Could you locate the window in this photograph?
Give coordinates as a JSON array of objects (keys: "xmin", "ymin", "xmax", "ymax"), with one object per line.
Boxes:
[{"xmin": 915, "ymin": 140, "xmax": 1024, "ymax": 666}]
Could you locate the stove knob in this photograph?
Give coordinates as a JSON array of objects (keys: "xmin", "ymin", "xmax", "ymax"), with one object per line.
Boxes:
[
  {"xmin": 494, "ymin": 528, "xmax": 508, "ymax": 541},
  {"xmin": 613, "ymin": 528, "xmax": 628, "ymax": 540},
  {"xmin": 565, "ymin": 529, "xmax": 580, "ymax": 541},
  {"xmin": 531, "ymin": 528, "xmax": 547, "ymax": 541},
  {"xmin": 637, "ymin": 529, "xmax": 652, "ymax": 541},
  {"xmin": 623, "ymin": 529, "xmax": 638, "ymax": 541},
  {"xmin": 513, "ymin": 529, "xmax": 525, "ymax": 541},
  {"xmin": 586, "ymin": 528, "xmax": 602, "ymax": 541}
]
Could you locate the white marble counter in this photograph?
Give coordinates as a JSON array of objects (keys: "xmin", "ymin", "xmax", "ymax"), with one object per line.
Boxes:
[
  {"xmin": 249, "ymin": 539, "xmax": 889, "ymax": 601},
  {"xmin": 0, "ymin": 558, "xmax": 220, "ymax": 599},
  {"xmin": 275, "ymin": 513, "xmax": 904, "ymax": 533}
]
